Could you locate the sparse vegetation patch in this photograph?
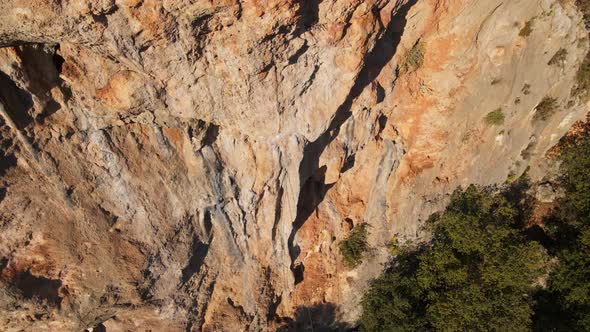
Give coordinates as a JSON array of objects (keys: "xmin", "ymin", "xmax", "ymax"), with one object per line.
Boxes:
[
  {"xmin": 534, "ymin": 96, "xmax": 558, "ymax": 122},
  {"xmin": 339, "ymin": 223, "xmax": 369, "ymax": 268},
  {"xmin": 548, "ymin": 48, "xmax": 568, "ymax": 66},
  {"xmin": 520, "ymin": 19, "xmax": 534, "ymax": 37},
  {"xmin": 485, "ymin": 108, "xmax": 505, "ymax": 125},
  {"xmin": 573, "ymin": 51, "xmax": 590, "ymax": 100},
  {"xmin": 522, "ymin": 83, "xmax": 532, "ymax": 95},
  {"xmin": 401, "ymin": 42, "xmax": 424, "ymax": 73}
]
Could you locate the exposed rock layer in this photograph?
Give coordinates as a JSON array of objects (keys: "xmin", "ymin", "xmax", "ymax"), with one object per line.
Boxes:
[{"xmin": 0, "ymin": 0, "xmax": 587, "ymax": 330}]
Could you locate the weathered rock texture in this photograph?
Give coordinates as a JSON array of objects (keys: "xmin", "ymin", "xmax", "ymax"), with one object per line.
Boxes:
[{"xmin": 0, "ymin": 0, "xmax": 587, "ymax": 330}]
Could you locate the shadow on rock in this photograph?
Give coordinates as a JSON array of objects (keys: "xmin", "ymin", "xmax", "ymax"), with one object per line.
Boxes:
[{"xmin": 277, "ymin": 303, "xmax": 356, "ymax": 332}]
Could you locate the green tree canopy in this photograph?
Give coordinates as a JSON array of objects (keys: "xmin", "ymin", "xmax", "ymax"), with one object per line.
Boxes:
[
  {"xmin": 535, "ymin": 126, "xmax": 590, "ymax": 331},
  {"xmin": 361, "ymin": 185, "xmax": 547, "ymax": 332}
]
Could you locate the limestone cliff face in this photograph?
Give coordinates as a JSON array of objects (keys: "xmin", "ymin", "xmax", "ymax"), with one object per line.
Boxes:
[{"xmin": 0, "ymin": 0, "xmax": 587, "ymax": 330}]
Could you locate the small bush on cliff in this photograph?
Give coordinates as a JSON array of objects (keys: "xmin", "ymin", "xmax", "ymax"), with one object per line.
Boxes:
[
  {"xmin": 573, "ymin": 51, "xmax": 590, "ymax": 100},
  {"xmin": 401, "ymin": 42, "xmax": 424, "ymax": 73},
  {"xmin": 360, "ymin": 186, "xmax": 547, "ymax": 331},
  {"xmin": 485, "ymin": 108, "xmax": 505, "ymax": 125},
  {"xmin": 534, "ymin": 96, "xmax": 558, "ymax": 122},
  {"xmin": 548, "ymin": 48, "xmax": 568, "ymax": 66},
  {"xmin": 520, "ymin": 19, "xmax": 535, "ymax": 37},
  {"xmin": 340, "ymin": 223, "xmax": 369, "ymax": 268}
]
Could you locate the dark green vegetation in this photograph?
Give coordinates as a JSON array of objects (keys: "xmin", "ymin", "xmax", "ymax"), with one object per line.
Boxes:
[
  {"xmin": 573, "ymin": 0, "xmax": 590, "ymax": 100},
  {"xmin": 485, "ymin": 108, "xmax": 505, "ymax": 125},
  {"xmin": 574, "ymin": 49, "xmax": 590, "ymax": 101},
  {"xmin": 360, "ymin": 120, "xmax": 590, "ymax": 331},
  {"xmin": 533, "ymin": 122, "xmax": 590, "ymax": 331},
  {"xmin": 360, "ymin": 185, "xmax": 546, "ymax": 331},
  {"xmin": 358, "ymin": 3, "xmax": 590, "ymax": 329},
  {"xmin": 340, "ymin": 223, "xmax": 369, "ymax": 268},
  {"xmin": 534, "ymin": 96, "xmax": 558, "ymax": 122}
]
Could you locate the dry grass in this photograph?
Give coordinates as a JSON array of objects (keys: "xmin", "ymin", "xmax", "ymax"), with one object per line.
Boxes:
[
  {"xmin": 519, "ymin": 19, "xmax": 534, "ymax": 37},
  {"xmin": 401, "ymin": 42, "xmax": 424, "ymax": 73}
]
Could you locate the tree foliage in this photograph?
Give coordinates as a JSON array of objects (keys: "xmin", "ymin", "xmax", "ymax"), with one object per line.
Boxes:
[
  {"xmin": 361, "ymin": 186, "xmax": 547, "ymax": 331},
  {"xmin": 534, "ymin": 126, "xmax": 590, "ymax": 331},
  {"xmin": 360, "ymin": 119, "xmax": 590, "ymax": 331}
]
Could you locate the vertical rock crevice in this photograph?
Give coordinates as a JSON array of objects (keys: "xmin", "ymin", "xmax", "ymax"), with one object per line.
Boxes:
[{"xmin": 289, "ymin": 0, "xmax": 418, "ymax": 287}]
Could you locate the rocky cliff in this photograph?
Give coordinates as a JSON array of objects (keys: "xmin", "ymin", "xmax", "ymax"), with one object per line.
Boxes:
[{"xmin": 0, "ymin": 0, "xmax": 588, "ymax": 330}]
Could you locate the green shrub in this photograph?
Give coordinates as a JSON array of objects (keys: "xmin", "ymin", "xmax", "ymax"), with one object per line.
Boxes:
[
  {"xmin": 339, "ymin": 223, "xmax": 369, "ymax": 268},
  {"xmin": 360, "ymin": 248, "xmax": 427, "ymax": 332},
  {"xmin": 387, "ymin": 235, "xmax": 401, "ymax": 256},
  {"xmin": 548, "ymin": 48, "xmax": 568, "ymax": 66},
  {"xmin": 401, "ymin": 42, "xmax": 424, "ymax": 73},
  {"xmin": 485, "ymin": 108, "xmax": 505, "ymax": 125},
  {"xmin": 506, "ymin": 171, "xmax": 517, "ymax": 183},
  {"xmin": 572, "ymin": 0, "xmax": 590, "ymax": 100},
  {"xmin": 534, "ymin": 97, "xmax": 558, "ymax": 122},
  {"xmin": 558, "ymin": 127, "xmax": 590, "ymax": 217},
  {"xmin": 520, "ymin": 19, "xmax": 534, "ymax": 37},
  {"xmin": 573, "ymin": 51, "xmax": 590, "ymax": 100},
  {"xmin": 360, "ymin": 186, "xmax": 547, "ymax": 331}
]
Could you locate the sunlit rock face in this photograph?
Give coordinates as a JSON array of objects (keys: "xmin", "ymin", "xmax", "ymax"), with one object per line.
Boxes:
[{"xmin": 0, "ymin": 0, "xmax": 587, "ymax": 330}]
